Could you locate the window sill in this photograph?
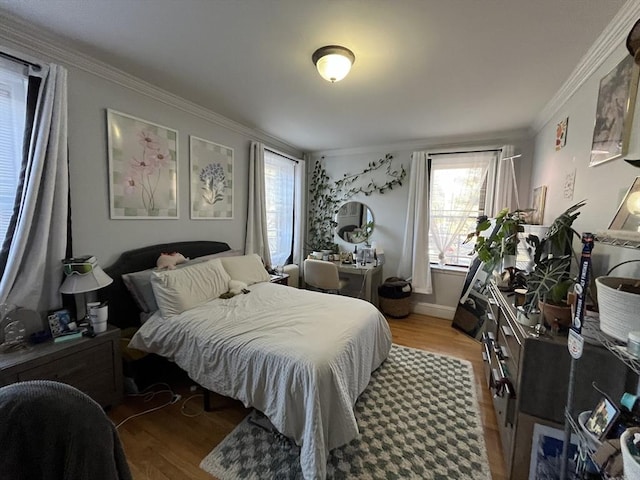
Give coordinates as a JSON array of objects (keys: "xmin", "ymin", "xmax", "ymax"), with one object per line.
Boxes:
[{"xmin": 430, "ymin": 264, "xmax": 468, "ymax": 275}]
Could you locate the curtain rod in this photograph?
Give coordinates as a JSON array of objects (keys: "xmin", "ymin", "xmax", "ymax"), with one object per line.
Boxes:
[
  {"xmin": 265, "ymin": 147, "xmax": 300, "ymax": 164},
  {"xmin": 429, "ymin": 148, "xmax": 502, "ymax": 157},
  {"xmin": 0, "ymin": 51, "xmax": 42, "ymax": 71}
]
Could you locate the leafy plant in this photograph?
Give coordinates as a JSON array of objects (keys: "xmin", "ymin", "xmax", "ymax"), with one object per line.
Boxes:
[
  {"xmin": 464, "ymin": 208, "xmax": 527, "ymax": 274},
  {"xmin": 523, "ymin": 200, "xmax": 586, "ymax": 313},
  {"xmin": 307, "ymin": 154, "xmax": 406, "ymax": 252}
]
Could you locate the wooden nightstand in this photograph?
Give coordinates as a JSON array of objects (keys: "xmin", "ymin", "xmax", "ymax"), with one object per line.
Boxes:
[
  {"xmin": 0, "ymin": 326, "xmax": 123, "ymax": 409},
  {"xmin": 270, "ymin": 273, "xmax": 290, "ymax": 286}
]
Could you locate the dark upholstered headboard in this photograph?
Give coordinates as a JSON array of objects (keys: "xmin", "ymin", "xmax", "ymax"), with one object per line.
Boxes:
[{"xmin": 99, "ymin": 241, "xmax": 231, "ymax": 329}]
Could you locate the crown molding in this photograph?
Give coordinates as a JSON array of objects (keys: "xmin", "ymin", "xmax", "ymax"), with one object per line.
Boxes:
[
  {"xmin": 0, "ymin": 12, "xmax": 302, "ymax": 156},
  {"xmin": 533, "ymin": 0, "xmax": 640, "ymax": 133},
  {"xmin": 312, "ymin": 127, "xmax": 532, "ymax": 158}
]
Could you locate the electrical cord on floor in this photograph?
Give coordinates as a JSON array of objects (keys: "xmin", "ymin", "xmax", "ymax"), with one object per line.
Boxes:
[
  {"xmin": 115, "ymin": 382, "xmax": 181, "ymax": 429},
  {"xmin": 180, "ymin": 393, "xmax": 205, "ymax": 417}
]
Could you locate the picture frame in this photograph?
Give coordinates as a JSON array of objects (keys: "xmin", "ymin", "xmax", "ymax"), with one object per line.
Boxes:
[
  {"xmin": 529, "ymin": 423, "xmax": 579, "ymax": 480},
  {"xmin": 608, "ymin": 176, "xmax": 640, "ymax": 232},
  {"xmin": 107, "ymin": 110, "xmax": 178, "ymax": 219},
  {"xmin": 584, "ymin": 396, "xmax": 620, "ymax": 441},
  {"xmin": 530, "ymin": 186, "xmax": 547, "ymax": 225},
  {"xmin": 589, "ymin": 55, "xmax": 639, "ymax": 167},
  {"xmin": 555, "ymin": 117, "xmax": 568, "ymax": 151},
  {"xmin": 189, "ymin": 135, "xmax": 234, "ymax": 219}
]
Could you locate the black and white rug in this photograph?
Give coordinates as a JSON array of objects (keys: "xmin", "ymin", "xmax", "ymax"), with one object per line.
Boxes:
[{"xmin": 200, "ymin": 345, "xmax": 492, "ymax": 479}]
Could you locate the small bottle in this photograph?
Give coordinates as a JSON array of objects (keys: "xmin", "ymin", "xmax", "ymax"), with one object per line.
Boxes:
[
  {"xmin": 353, "ymin": 245, "xmax": 358, "ymax": 264},
  {"xmin": 373, "ymin": 250, "xmax": 378, "ymax": 267}
]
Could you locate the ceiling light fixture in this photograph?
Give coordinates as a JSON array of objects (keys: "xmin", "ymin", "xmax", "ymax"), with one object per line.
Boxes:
[{"xmin": 312, "ymin": 45, "xmax": 355, "ymax": 83}]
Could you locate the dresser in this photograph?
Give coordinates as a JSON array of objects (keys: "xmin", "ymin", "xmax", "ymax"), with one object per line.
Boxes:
[
  {"xmin": 483, "ymin": 282, "xmax": 629, "ymax": 479},
  {"xmin": 0, "ymin": 326, "xmax": 123, "ymax": 409}
]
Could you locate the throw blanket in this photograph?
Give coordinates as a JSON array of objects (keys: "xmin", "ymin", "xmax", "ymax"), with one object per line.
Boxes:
[{"xmin": 0, "ymin": 380, "xmax": 132, "ymax": 480}]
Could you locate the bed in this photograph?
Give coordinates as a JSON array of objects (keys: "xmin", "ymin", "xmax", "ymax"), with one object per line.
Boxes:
[{"xmin": 101, "ymin": 241, "xmax": 392, "ymax": 480}]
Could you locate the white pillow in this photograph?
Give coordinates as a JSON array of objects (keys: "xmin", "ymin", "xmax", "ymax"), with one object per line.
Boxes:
[
  {"xmin": 150, "ymin": 259, "xmax": 231, "ymax": 318},
  {"xmin": 220, "ymin": 254, "xmax": 271, "ymax": 285}
]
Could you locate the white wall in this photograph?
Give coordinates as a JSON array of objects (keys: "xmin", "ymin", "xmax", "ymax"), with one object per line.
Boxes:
[
  {"xmin": 531, "ymin": 43, "xmax": 640, "ymax": 278},
  {"xmin": 313, "ymin": 131, "xmax": 534, "ymax": 317},
  {"xmin": 0, "ymin": 23, "xmax": 302, "ymax": 267}
]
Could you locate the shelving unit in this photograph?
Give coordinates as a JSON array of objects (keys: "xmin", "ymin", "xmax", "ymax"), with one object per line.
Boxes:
[
  {"xmin": 595, "ymin": 232, "xmax": 640, "ymax": 249},
  {"xmin": 561, "ymin": 328, "xmax": 640, "ymax": 479}
]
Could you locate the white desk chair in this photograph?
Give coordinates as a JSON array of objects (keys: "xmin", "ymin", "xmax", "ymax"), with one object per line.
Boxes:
[{"xmin": 303, "ymin": 259, "xmax": 348, "ymax": 294}]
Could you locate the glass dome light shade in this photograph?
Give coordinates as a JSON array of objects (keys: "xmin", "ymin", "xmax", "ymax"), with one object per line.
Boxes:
[{"xmin": 312, "ymin": 45, "xmax": 355, "ymax": 83}]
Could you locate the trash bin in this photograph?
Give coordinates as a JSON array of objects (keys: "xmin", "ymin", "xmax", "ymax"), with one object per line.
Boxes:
[{"xmin": 378, "ymin": 277, "xmax": 412, "ymax": 318}]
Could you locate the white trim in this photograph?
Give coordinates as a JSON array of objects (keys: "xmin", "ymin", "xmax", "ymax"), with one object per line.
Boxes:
[
  {"xmin": 411, "ymin": 301, "xmax": 456, "ymax": 320},
  {"xmin": 533, "ymin": 0, "xmax": 640, "ymax": 132},
  {"xmin": 312, "ymin": 128, "xmax": 530, "ymax": 157},
  {"xmin": 0, "ymin": 13, "xmax": 302, "ymax": 157}
]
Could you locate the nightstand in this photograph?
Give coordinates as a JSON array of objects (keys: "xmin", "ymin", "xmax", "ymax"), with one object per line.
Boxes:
[
  {"xmin": 0, "ymin": 326, "xmax": 123, "ymax": 409},
  {"xmin": 270, "ymin": 273, "xmax": 290, "ymax": 286}
]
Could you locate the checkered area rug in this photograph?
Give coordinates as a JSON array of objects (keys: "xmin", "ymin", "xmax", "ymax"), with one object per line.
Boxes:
[{"xmin": 200, "ymin": 344, "xmax": 492, "ymax": 479}]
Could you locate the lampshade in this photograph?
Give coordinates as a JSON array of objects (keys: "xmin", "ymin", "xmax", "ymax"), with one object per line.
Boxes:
[
  {"xmin": 60, "ymin": 263, "xmax": 113, "ymax": 294},
  {"xmin": 312, "ymin": 45, "xmax": 355, "ymax": 83}
]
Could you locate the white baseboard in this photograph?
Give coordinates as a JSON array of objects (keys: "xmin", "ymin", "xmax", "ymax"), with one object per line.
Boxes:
[{"xmin": 411, "ymin": 301, "xmax": 456, "ymax": 320}]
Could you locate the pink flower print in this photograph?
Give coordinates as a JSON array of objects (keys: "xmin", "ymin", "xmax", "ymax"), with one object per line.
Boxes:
[
  {"xmin": 123, "ymin": 175, "xmax": 137, "ymax": 195},
  {"xmin": 137, "ymin": 130, "xmax": 160, "ymax": 150},
  {"xmin": 130, "ymin": 156, "xmax": 157, "ymax": 176},
  {"xmin": 146, "ymin": 147, "xmax": 171, "ymax": 169}
]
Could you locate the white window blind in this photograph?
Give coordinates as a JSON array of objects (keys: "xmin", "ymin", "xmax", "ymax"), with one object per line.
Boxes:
[
  {"xmin": 0, "ymin": 59, "xmax": 27, "ymax": 245},
  {"xmin": 428, "ymin": 151, "xmax": 497, "ymax": 266},
  {"xmin": 264, "ymin": 150, "xmax": 295, "ymax": 267}
]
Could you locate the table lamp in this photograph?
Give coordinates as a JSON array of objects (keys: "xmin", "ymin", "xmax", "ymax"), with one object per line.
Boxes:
[{"xmin": 60, "ymin": 256, "xmax": 113, "ymax": 321}]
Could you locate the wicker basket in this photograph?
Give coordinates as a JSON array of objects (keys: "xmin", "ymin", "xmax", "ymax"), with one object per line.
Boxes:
[
  {"xmin": 621, "ymin": 427, "xmax": 640, "ymax": 480},
  {"xmin": 380, "ymin": 296, "xmax": 411, "ymax": 318},
  {"xmin": 596, "ymin": 276, "xmax": 640, "ymax": 342}
]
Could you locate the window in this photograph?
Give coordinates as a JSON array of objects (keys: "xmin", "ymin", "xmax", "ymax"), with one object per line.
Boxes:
[
  {"xmin": 264, "ymin": 149, "xmax": 296, "ymax": 266},
  {"xmin": 0, "ymin": 59, "xmax": 27, "ymax": 245},
  {"xmin": 428, "ymin": 151, "xmax": 497, "ymax": 267}
]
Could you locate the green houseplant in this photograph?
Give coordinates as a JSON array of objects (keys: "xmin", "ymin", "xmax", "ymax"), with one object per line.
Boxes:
[
  {"xmin": 465, "ymin": 208, "xmax": 527, "ymax": 278},
  {"xmin": 522, "ymin": 200, "xmax": 586, "ymax": 327}
]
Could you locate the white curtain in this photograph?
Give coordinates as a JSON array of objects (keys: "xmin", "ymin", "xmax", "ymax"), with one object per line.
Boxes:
[
  {"xmin": 430, "ymin": 152, "xmax": 492, "ymax": 265},
  {"xmin": 397, "ymin": 152, "xmax": 432, "ymax": 294},
  {"xmin": 0, "ymin": 63, "xmax": 69, "ymax": 312},
  {"xmin": 264, "ymin": 152, "xmax": 295, "ymax": 266},
  {"xmin": 492, "ymin": 145, "xmax": 516, "ymax": 215},
  {"xmin": 245, "ymin": 141, "xmax": 272, "ymax": 265},
  {"xmin": 292, "ymin": 157, "xmax": 306, "ymax": 266}
]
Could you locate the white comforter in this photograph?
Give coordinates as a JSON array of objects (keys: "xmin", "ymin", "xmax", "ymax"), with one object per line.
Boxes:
[{"xmin": 129, "ymin": 282, "xmax": 392, "ymax": 479}]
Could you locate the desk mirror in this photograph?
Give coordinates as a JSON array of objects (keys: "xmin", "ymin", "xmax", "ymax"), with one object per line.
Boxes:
[{"xmin": 335, "ymin": 201, "xmax": 374, "ymax": 244}]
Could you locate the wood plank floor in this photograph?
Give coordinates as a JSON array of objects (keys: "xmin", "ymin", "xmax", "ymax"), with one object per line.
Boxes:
[{"xmin": 108, "ymin": 313, "xmax": 507, "ymax": 479}]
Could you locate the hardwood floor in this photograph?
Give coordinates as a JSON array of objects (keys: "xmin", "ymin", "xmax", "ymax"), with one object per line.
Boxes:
[{"xmin": 108, "ymin": 313, "xmax": 507, "ymax": 479}]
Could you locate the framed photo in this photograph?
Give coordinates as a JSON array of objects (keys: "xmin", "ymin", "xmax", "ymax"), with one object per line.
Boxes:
[
  {"xmin": 585, "ymin": 396, "xmax": 620, "ymax": 440},
  {"xmin": 530, "ymin": 186, "xmax": 547, "ymax": 225},
  {"xmin": 555, "ymin": 117, "xmax": 568, "ymax": 151},
  {"xmin": 589, "ymin": 55, "xmax": 639, "ymax": 167},
  {"xmin": 189, "ymin": 136, "xmax": 234, "ymax": 219},
  {"xmin": 529, "ymin": 423, "xmax": 579, "ymax": 480},
  {"xmin": 107, "ymin": 110, "xmax": 178, "ymax": 219},
  {"xmin": 609, "ymin": 176, "xmax": 640, "ymax": 232}
]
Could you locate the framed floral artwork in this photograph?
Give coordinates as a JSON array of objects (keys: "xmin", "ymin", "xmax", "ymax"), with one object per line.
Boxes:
[
  {"xmin": 555, "ymin": 117, "xmax": 568, "ymax": 151},
  {"xmin": 189, "ymin": 136, "xmax": 233, "ymax": 219},
  {"xmin": 107, "ymin": 110, "xmax": 178, "ymax": 219},
  {"xmin": 589, "ymin": 55, "xmax": 639, "ymax": 167}
]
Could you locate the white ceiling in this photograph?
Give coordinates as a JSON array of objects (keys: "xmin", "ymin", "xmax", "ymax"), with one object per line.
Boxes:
[{"xmin": 0, "ymin": 0, "xmax": 628, "ymax": 152}]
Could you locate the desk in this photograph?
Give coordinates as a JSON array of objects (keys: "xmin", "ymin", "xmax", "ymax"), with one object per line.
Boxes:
[{"xmin": 335, "ymin": 262, "xmax": 383, "ymax": 307}]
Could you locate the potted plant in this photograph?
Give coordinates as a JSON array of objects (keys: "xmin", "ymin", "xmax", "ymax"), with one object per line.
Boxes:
[
  {"xmin": 465, "ymin": 208, "xmax": 527, "ymax": 283},
  {"xmin": 521, "ymin": 200, "xmax": 586, "ymax": 328}
]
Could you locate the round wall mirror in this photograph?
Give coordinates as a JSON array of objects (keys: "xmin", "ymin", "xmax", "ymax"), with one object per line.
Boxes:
[{"xmin": 335, "ymin": 201, "xmax": 374, "ymax": 244}]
